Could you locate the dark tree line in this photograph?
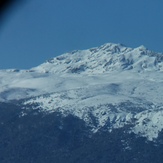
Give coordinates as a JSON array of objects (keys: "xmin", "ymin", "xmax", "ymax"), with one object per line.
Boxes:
[{"xmin": 0, "ymin": 102, "xmax": 163, "ymax": 163}]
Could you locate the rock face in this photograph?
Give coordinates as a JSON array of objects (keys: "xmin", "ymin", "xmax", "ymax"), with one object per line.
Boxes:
[{"xmin": 1, "ymin": 43, "xmax": 163, "ymax": 162}]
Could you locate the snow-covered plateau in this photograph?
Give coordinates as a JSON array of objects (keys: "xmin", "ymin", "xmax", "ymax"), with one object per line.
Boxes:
[{"xmin": 1, "ymin": 43, "xmax": 163, "ymax": 141}]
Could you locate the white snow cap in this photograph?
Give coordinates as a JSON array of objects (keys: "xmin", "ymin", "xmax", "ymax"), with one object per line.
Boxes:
[{"xmin": 31, "ymin": 43, "xmax": 163, "ymax": 74}]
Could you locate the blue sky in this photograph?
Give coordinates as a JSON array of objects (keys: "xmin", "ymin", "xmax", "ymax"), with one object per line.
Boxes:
[{"xmin": 0, "ymin": 0, "xmax": 163, "ymax": 69}]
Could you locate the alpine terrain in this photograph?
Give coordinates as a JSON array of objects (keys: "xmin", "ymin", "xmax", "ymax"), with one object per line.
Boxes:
[{"xmin": 1, "ymin": 43, "xmax": 163, "ymax": 163}]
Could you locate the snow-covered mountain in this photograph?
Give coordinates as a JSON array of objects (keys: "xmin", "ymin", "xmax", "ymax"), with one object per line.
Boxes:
[
  {"xmin": 1, "ymin": 43, "xmax": 163, "ymax": 141},
  {"xmin": 32, "ymin": 43, "xmax": 163, "ymax": 74}
]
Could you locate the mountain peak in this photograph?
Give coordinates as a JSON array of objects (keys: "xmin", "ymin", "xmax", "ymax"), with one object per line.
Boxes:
[
  {"xmin": 1, "ymin": 43, "xmax": 163, "ymax": 142},
  {"xmin": 136, "ymin": 45, "xmax": 147, "ymax": 50},
  {"xmin": 98, "ymin": 42, "xmax": 129, "ymax": 52},
  {"xmin": 32, "ymin": 43, "xmax": 163, "ymax": 74}
]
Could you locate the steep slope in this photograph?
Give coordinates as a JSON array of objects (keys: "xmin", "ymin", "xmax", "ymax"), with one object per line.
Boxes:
[{"xmin": 23, "ymin": 71, "xmax": 163, "ymax": 141}]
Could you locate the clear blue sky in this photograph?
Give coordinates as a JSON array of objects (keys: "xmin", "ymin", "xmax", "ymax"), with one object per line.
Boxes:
[{"xmin": 0, "ymin": 0, "xmax": 163, "ymax": 69}]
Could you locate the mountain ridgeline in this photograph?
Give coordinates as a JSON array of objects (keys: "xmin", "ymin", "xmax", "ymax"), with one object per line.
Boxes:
[{"xmin": 32, "ymin": 43, "xmax": 163, "ymax": 74}]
